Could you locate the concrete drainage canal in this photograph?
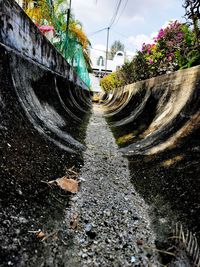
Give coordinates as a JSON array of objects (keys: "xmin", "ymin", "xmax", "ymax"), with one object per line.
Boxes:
[{"xmin": 1, "ymin": 1, "xmax": 200, "ymax": 266}]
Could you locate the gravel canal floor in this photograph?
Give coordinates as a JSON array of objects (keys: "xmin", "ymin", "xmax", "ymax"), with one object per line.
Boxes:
[{"xmin": 65, "ymin": 104, "xmax": 159, "ymax": 266}]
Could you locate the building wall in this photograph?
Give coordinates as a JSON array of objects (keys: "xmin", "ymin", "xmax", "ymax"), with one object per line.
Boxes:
[{"xmin": 91, "ymin": 50, "xmax": 125, "ymax": 75}]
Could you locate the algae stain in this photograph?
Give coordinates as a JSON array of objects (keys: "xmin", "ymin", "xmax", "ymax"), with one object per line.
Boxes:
[
  {"xmin": 116, "ymin": 133, "xmax": 135, "ymax": 145},
  {"xmin": 161, "ymin": 155, "xmax": 184, "ymax": 168}
]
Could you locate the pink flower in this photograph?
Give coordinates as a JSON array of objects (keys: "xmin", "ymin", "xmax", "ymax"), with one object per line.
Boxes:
[
  {"xmin": 141, "ymin": 43, "xmax": 146, "ymax": 52},
  {"xmin": 167, "ymin": 41, "xmax": 173, "ymax": 47},
  {"xmin": 156, "ymin": 28, "xmax": 165, "ymax": 40},
  {"xmin": 149, "ymin": 59, "xmax": 153, "ymax": 64},
  {"xmin": 177, "ymin": 32, "xmax": 183, "ymax": 39},
  {"xmin": 167, "ymin": 53, "xmax": 174, "ymax": 61}
]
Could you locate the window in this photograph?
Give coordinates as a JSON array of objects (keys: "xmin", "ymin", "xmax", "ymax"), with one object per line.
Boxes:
[{"xmin": 97, "ymin": 56, "xmax": 104, "ymax": 66}]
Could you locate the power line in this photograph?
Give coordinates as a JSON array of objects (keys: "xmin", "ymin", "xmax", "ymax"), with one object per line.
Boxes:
[
  {"xmin": 88, "ymin": 0, "xmax": 126, "ymax": 74},
  {"xmin": 109, "ymin": 0, "xmax": 123, "ymax": 28},
  {"xmin": 105, "ymin": 0, "xmax": 124, "ymax": 73},
  {"xmin": 113, "ymin": 0, "xmax": 129, "ymax": 27},
  {"xmin": 88, "ymin": 0, "xmax": 125, "ymax": 38},
  {"xmin": 88, "ymin": 27, "xmax": 108, "ymax": 36},
  {"xmin": 108, "ymin": 0, "xmax": 120, "ymax": 27}
]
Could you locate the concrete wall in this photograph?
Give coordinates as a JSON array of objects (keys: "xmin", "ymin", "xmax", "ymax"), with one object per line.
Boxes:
[
  {"xmin": 104, "ymin": 65, "xmax": 200, "ymax": 242},
  {"xmin": 0, "ymin": 0, "xmax": 88, "ymax": 90},
  {"xmin": 0, "ymin": 0, "xmax": 91, "ymax": 190},
  {"xmin": 105, "ymin": 65, "xmax": 200, "ymax": 155},
  {"xmin": 0, "ymin": 2, "xmax": 92, "ymax": 264}
]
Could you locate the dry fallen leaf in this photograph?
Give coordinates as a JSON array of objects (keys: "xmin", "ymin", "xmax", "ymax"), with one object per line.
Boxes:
[
  {"xmin": 70, "ymin": 212, "xmax": 79, "ymax": 229},
  {"xmin": 42, "ymin": 175, "xmax": 79, "ymax": 193},
  {"xmin": 137, "ymin": 239, "xmax": 144, "ymax": 246},
  {"xmin": 36, "ymin": 231, "xmax": 45, "ymax": 239},
  {"xmin": 55, "ymin": 176, "xmax": 79, "ymax": 193}
]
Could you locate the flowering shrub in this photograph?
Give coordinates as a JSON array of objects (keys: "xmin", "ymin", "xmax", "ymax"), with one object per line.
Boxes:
[
  {"xmin": 100, "ymin": 20, "xmax": 200, "ymax": 92},
  {"xmin": 100, "ymin": 72, "xmax": 123, "ymax": 93},
  {"xmin": 141, "ymin": 21, "xmax": 200, "ymax": 75}
]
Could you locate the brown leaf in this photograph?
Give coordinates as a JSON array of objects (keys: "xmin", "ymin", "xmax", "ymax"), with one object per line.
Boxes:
[
  {"xmin": 36, "ymin": 231, "xmax": 45, "ymax": 238},
  {"xmin": 70, "ymin": 212, "xmax": 79, "ymax": 229},
  {"xmin": 137, "ymin": 239, "xmax": 144, "ymax": 246},
  {"xmin": 56, "ymin": 176, "xmax": 79, "ymax": 193}
]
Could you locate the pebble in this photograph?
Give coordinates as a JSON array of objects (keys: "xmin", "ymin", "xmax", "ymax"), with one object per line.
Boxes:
[
  {"xmin": 85, "ymin": 223, "xmax": 93, "ymax": 232},
  {"xmin": 131, "ymin": 256, "xmax": 136, "ymax": 263},
  {"xmin": 64, "ymin": 105, "xmax": 159, "ymax": 266}
]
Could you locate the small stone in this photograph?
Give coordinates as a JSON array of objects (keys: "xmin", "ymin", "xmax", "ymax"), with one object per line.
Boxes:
[
  {"xmin": 18, "ymin": 217, "xmax": 28, "ymax": 223},
  {"xmin": 79, "ymin": 177, "xmax": 86, "ymax": 182},
  {"xmin": 81, "ymin": 253, "xmax": 88, "ymax": 259},
  {"xmin": 103, "ymin": 210, "xmax": 111, "ymax": 216},
  {"xmin": 85, "ymin": 223, "xmax": 93, "ymax": 232},
  {"xmin": 15, "ymin": 229, "xmax": 20, "ymax": 234},
  {"xmin": 123, "ymin": 209, "xmax": 128, "ymax": 214},
  {"xmin": 18, "ymin": 189, "xmax": 23, "ymax": 195},
  {"xmin": 79, "ymin": 238, "xmax": 86, "ymax": 244},
  {"xmin": 71, "ymin": 196, "xmax": 78, "ymax": 202},
  {"xmin": 137, "ymin": 239, "xmax": 144, "ymax": 246},
  {"xmin": 131, "ymin": 256, "xmax": 136, "ymax": 263},
  {"xmin": 159, "ymin": 218, "xmax": 167, "ymax": 224}
]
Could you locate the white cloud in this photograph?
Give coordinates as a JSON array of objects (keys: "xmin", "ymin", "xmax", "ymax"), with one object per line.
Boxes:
[
  {"xmin": 115, "ymin": 15, "xmax": 145, "ymax": 27},
  {"xmin": 161, "ymin": 19, "xmax": 178, "ymax": 29},
  {"xmin": 130, "ymin": 15, "xmax": 145, "ymax": 23},
  {"xmin": 72, "ymin": 0, "xmax": 114, "ymax": 30},
  {"xmin": 127, "ymin": 34, "xmax": 154, "ymax": 51},
  {"xmin": 71, "ymin": 0, "xmax": 184, "ymax": 54},
  {"xmin": 72, "ymin": 0, "xmax": 180, "ymax": 34},
  {"xmin": 126, "ymin": 50, "xmax": 136, "ymax": 57},
  {"xmin": 125, "ymin": 50, "xmax": 136, "ymax": 61}
]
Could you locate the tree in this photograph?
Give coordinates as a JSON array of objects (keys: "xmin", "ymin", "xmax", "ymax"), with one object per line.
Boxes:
[
  {"xmin": 25, "ymin": 0, "xmax": 92, "ymax": 72},
  {"xmin": 183, "ymin": 0, "xmax": 200, "ymax": 44},
  {"xmin": 109, "ymin": 40, "xmax": 125, "ymax": 60}
]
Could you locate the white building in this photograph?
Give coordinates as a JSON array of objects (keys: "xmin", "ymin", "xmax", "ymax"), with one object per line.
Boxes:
[{"xmin": 91, "ymin": 50, "xmax": 125, "ymax": 78}]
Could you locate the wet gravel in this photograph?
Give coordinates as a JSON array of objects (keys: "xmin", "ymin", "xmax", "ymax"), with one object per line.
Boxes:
[{"xmin": 65, "ymin": 104, "xmax": 159, "ymax": 266}]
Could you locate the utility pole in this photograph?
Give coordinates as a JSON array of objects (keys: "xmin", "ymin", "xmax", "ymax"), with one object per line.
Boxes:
[
  {"xmin": 105, "ymin": 27, "xmax": 110, "ymax": 75},
  {"xmin": 66, "ymin": 0, "xmax": 72, "ymax": 45}
]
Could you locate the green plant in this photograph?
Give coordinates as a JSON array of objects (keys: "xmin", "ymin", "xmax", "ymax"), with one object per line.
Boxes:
[
  {"xmin": 101, "ymin": 20, "xmax": 200, "ymax": 93},
  {"xmin": 100, "ymin": 72, "xmax": 123, "ymax": 92}
]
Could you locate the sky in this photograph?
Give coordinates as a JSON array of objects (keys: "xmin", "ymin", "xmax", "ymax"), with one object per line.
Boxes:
[{"xmin": 70, "ymin": 0, "xmax": 186, "ymax": 59}]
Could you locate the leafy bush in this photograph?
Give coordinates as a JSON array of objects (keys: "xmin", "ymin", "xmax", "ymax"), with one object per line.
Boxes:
[
  {"xmin": 100, "ymin": 21, "xmax": 200, "ymax": 92},
  {"xmin": 100, "ymin": 72, "xmax": 123, "ymax": 93}
]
